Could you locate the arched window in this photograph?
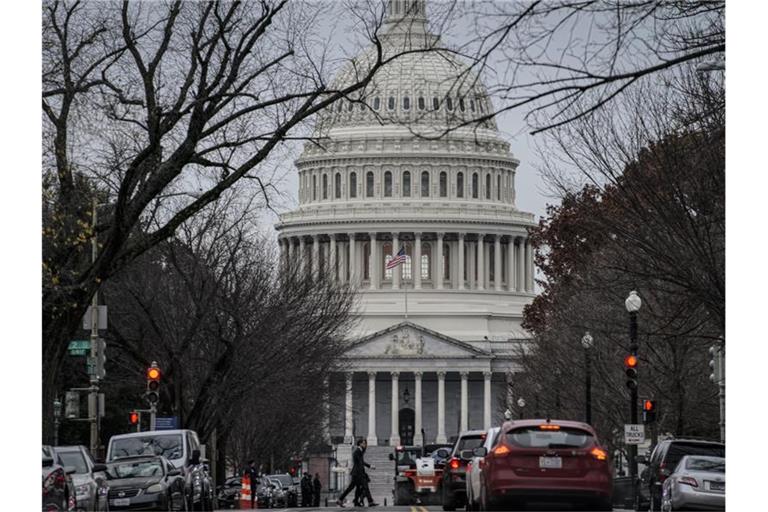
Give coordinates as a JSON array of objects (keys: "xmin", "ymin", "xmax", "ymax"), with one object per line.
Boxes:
[
  {"xmin": 335, "ymin": 172, "xmax": 341, "ymax": 199},
  {"xmin": 472, "ymin": 172, "xmax": 478, "ymax": 198},
  {"xmin": 485, "ymin": 174, "xmax": 491, "ymax": 199},
  {"xmin": 363, "ymin": 242, "xmax": 370, "ymax": 280},
  {"xmin": 421, "ymin": 243, "xmax": 431, "ymax": 280},
  {"xmin": 388, "ymin": 96, "xmax": 395, "ymax": 110},
  {"xmin": 497, "ymin": 175, "xmax": 501, "ymax": 201},
  {"xmin": 349, "ymin": 172, "xmax": 357, "ymax": 198},
  {"xmin": 312, "ymin": 175, "xmax": 317, "ymax": 201},
  {"xmin": 403, "ymin": 96, "xmax": 410, "ymax": 110},
  {"xmin": 432, "ymin": 97, "xmax": 439, "ymax": 111},
  {"xmin": 470, "ymin": 99, "xmax": 476, "ymax": 112},
  {"xmin": 418, "ymin": 97, "xmax": 425, "ymax": 110},
  {"xmin": 402, "ymin": 171, "xmax": 411, "ymax": 197},
  {"xmin": 373, "ymin": 97, "xmax": 381, "ymax": 110},
  {"xmin": 439, "ymin": 171, "xmax": 447, "ymax": 197},
  {"xmin": 421, "ymin": 171, "xmax": 430, "ymax": 197},
  {"xmin": 446, "ymin": 97, "xmax": 453, "ymax": 111},
  {"xmin": 366, "ymin": 171, "xmax": 374, "ymax": 197},
  {"xmin": 459, "ymin": 98, "xmax": 466, "ymax": 112},
  {"xmin": 457, "ymin": 172, "xmax": 464, "ymax": 198},
  {"xmin": 322, "ymin": 174, "xmax": 328, "ymax": 199},
  {"xmin": 384, "ymin": 171, "xmax": 393, "ymax": 197}
]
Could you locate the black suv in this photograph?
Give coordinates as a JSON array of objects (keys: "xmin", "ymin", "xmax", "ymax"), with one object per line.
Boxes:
[{"xmin": 644, "ymin": 438, "xmax": 725, "ymax": 511}]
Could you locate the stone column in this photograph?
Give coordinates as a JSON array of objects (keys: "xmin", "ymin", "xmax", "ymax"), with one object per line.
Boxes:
[
  {"xmin": 339, "ymin": 240, "xmax": 347, "ymax": 284},
  {"xmin": 392, "ymin": 233, "xmax": 400, "ymax": 290},
  {"xmin": 483, "ymin": 371, "xmax": 492, "ymax": 430},
  {"xmin": 390, "ymin": 372, "xmax": 400, "ymax": 446},
  {"xmin": 287, "ymin": 237, "xmax": 294, "ymax": 270},
  {"xmin": 436, "ymin": 232, "xmax": 445, "ymax": 290},
  {"xmin": 517, "ymin": 237, "xmax": 525, "ymax": 292},
  {"xmin": 506, "ymin": 371, "xmax": 515, "ymax": 412},
  {"xmin": 329, "ymin": 234, "xmax": 337, "ymax": 282},
  {"xmin": 436, "ymin": 371, "xmax": 447, "ymax": 443},
  {"xmin": 460, "ymin": 371, "xmax": 469, "ymax": 432},
  {"xmin": 344, "ymin": 372, "xmax": 354, "ymax": 443},
  {"xmin": 298, "ymin": 237, "xmax": 306, "ymax": 275},
  {"xmin": 312, "ymin": 234, "xmax": 320, "ymax": 278},
  {"xmin": 527, "ymin": 239, "xmax": 535, "ymax": 292},
  {"xmin": 414, "ymin": 371, "xmax": 423, "ymax": 445},
  {"xmin": 507, "ymin": 237, "xmax": 516, "ymax": 292},
  {"xmin": 524, "ymin": 239, "xmax": 532, "ymax": 292},
  {"xmin": 369, "ymin": 232, "xmax": 378, "ymax": 290},
  {"xmin": 457, "ymin": 233, "xmax": 465, "ymax": 290},
  {"xmin": 477, "ymin": 234, "xmax": 485, "ymax": 290},
  {"xmin": 468, "ymin": 240, "xmax": 475, "ymax": 290},
  {"xmin": 367, "ymin": 371, "xmax": 378, "ymax": 445},
  {"xmin": 349, "ymin": 235, "xmax": 357, "ymax": 285},
  {"xmin": 323, "ymin": 375, "xmax": 331, "ymax": 443},
  {"xmin": 494, "ymin": 235, "xmax": 502, "ymax": 291},
  {"xmin": 414, "ymin": 233, "xmax": 422, "ymax": 289}
]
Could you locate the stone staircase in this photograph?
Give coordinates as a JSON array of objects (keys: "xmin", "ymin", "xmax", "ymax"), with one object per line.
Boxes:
[{"xmin": 363, "ymin": 446, "xmax": 395, "ymax": 505}]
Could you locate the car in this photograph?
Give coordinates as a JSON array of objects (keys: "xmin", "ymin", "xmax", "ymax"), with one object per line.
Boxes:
[
  {"xmin": 255, "ymin": 477, "xmax": 274, "ymax": 508},
  {"xmin": 103, "ymin": 455, "xmax": 186, "ymax": 510},
  {"xmin": 475, "ymin": 419, "xmax": 613, "ymax": 511},
  {"xmin": 53, "ymin": 445, "xmax": 109, "ymax": 511},
  {"xmin": 216, "ymin": 476, "xmax": 242, "ymax": 509},
  {"xmin": 660, "ymin": 455, "xmax": 724, "ymax": 511},
  {"xmin": 390, "ymin": 444, "xmax": 453, "ymax": 506},
  {"xmin": 107, "ymin": 429, "xmax": 214, "ymax": 510},
  {"xmin": 465, "ymin": 427, "xmax": 501, "ymax": 512},
  {"xmin": 644, "ymin": 438, "xmax": 725, "ymax": 511},
  {"xmin": 441, "ymin": 430, "xmax": 488, "ymax": 511},
  {"xmin": 267, "ymin": 474, "xmax": 298, "ymax": 507},
  {"xmin": 43, "ymin": 445, "xmax": 77, "ymax": 512}
]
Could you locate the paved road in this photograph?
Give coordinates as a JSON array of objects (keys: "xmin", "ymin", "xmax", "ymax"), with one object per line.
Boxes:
[{"xmin": 222, "ymin": 506, "xmax": 634, "ymax": 512}]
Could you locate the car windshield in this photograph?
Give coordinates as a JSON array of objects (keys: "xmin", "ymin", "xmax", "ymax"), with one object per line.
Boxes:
[
  {"xmin": 506, "ymin": 426, "xmax": 593, "ymax": 449},
  {"xmin": 396, "ymin": 449, "xmax": 420, "ymax": 466},
  {"xmin": 106, "ymin": 459, "xmax": 164, "ymax": 479},
  {"xmin": 667, "ymin": 443, "xmax": 725, "ymax": 468},
  {"xmin": 455, "ymin": 436, "xmax": 485, "ymax": 454},
  {"xmin": 56, "ymin": 451, "xmax": 89, "ymax": 474},
  {"xmin": 111, "ymin": 435, "xmax": 183, "ymax": 460},
  {"xmin": 685, "ymin": 457, "xmax": 725, "ymax": 473}
]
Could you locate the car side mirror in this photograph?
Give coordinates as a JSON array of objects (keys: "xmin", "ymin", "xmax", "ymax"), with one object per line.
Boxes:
[
  {"xmin": 42, "ymin": 457, "xmax": 54, "ymax": 468},
  {"xmin": 64, "ymin": 465, "xmax": 77, "ymax": 475},
  {"xmin": 388, "ymin": 453, "xmax": 394, "ymax": 461},
  {"xmin": 473, "ymin": 447, "xmax": 488, "ymax": 457},
  {"xmin": 92, "ymin": 464, "xmax": 107, "ymax": 473},
  {"xmin": 168, "ymin": 469, "xmax": 181, "ymax": 477},
  {"xmin": 460, "ymin": 449, "xmax": 474, "ymax": 460},
  {"xmin": 190, "ymin": 449, "xmax": 201, "ymax": 466}
]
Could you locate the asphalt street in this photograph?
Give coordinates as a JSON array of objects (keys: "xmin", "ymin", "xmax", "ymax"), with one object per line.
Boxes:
[{"xmin": 221, "ymin": 507, "xmax": 634, "ymax": 512}]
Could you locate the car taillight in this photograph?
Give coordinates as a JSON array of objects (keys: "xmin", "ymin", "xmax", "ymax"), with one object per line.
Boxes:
[
  {"xmin": 679, "ymin": 476, "xmax": 698, "ymax": 487},
  {"xmin": 449, "ymin": 458, "xmax": 460, "ymax": 470},
  {"xmin": 404, "ymin": 470, "xmax": 416, "ymax": 478},
  {"xmin": 590, "ymin": 447, "xmax": 608, "ymax": 461},
  {"xmin": 492, "ymin": 444, "xmax": 510, "ymax": 456}
]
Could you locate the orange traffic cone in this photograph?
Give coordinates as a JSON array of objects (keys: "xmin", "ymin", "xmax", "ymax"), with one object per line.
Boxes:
[{"xmin": 239, "ymin": 473, "xmax": 253, "ymax": 509}]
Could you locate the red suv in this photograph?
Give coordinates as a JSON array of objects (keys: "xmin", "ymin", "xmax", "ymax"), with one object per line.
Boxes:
[{"xmin": 477, "ymin": 419, "xmax": 613, "ymax": 511}]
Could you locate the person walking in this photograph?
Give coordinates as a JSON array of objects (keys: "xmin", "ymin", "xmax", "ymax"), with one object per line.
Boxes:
[
  {"xmin": 336, "ymin": 439, "xmax": 378, "ymax": 507},
  {"xmin": 313, "ymin": 473, "xmax": 322, "ymax": 507},
  {"xmin": 301, "ymin": 473, "xmax": 312, "ymax": 507},
  {"xmin": 244, "ymin": 460, "xmax": 259, "ymax": 510}
]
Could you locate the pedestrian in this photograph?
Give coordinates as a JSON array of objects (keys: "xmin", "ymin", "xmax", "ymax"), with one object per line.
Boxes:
[
  {"xmin": 313, "ymin": 473, "xmax": 322, "ymax": 507},
  {"xmin": 353, "ymin": 472, "xmax": 371, "ymax": 507},
  {"xmin": 301, "ymin": 472, "xmax": 313, "ymax": 507},
  {"xmin": 336, "ymin": 438, "xmax": 378, "ymax": 507},
  {"xmin": 244, "ymin": 460, "xmax": 259, "ymax": 510}
]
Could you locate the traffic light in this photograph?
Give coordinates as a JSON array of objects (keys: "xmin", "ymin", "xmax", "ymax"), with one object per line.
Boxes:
[
  {"xmin": 129, "ymin": 410, "xmax": 140, "ymax": 425},
  {"xmin": 145, "ymin": 361, "xmax": 161, "ymax": 405},
  {"xmin": 624, "ymin": 354, "xmax": 638, "ymax": 389},
  {"xmin": 708, "ymin": 345, "xmax": 721, "ymax": 383},
  {"xmin": 642, "ymin": 399, "xmax": 656, "ymax": 424}
]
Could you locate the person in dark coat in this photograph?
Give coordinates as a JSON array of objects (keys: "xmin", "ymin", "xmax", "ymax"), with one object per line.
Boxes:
[
  {"xmin": 244, "ymin": 460, "xmax": 259, "ymax": 509},
  {"xmin": 301, "ymin": 473, "xmax": 312, "ymax": 507},
  {"xmin": 336, "ymin": 439, "xmax": 378, "ymax": 507},
  {"xmin": 313, "ymin": 474, "xmax": 322, "ymax": 507}
]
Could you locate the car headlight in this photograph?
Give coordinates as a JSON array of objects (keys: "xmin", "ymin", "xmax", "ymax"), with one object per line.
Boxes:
[
  {"xmin": 146, "ymin": 483, "xmax": 164, "ymax": 494},
  {"xmin": 75, "ymin": 484, "xmax": 90, "ymax": 496}
]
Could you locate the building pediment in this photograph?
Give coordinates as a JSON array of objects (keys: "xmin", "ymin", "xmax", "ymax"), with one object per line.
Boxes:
[{"xmin": 345, "ymin": 321, "xmax": 491, "ymax": 359}]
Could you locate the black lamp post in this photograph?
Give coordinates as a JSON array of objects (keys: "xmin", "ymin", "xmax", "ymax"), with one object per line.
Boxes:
[
  {"xmin": 517, "ymin": 397, "xmax": 526, "ymax": 419},
  {"xmin": 625, "ymin": 291, "xmax": 642, "ymax": 509},
  {"xmin": 581, "ymin": 332, "xmax": 594, "ymax": 425}
]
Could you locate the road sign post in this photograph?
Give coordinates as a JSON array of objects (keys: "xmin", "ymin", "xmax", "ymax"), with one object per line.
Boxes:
[{"xmin": 624, "ymin": 424, "xmax": 645, "ymax": 445}]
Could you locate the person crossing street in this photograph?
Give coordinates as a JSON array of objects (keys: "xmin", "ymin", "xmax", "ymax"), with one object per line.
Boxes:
[{"xmin": 336, "ymin": 439, "xmax": 378, "ymax": 507}]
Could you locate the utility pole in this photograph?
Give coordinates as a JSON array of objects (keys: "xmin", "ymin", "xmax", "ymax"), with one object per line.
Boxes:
[
  {"xmin": 625, "ymin": 290, "xmax": 642, "ymax": 511},
  {"xmin": 53, "ymin": 398, "xmax": 62, "ymax": 446},
  {"xmin": 709, "ymin": 338, "xmax": 725, "ymax": 442},
  {"xmin": 88, "ymin": 198, "xmax": 101, "ymax": 458}
]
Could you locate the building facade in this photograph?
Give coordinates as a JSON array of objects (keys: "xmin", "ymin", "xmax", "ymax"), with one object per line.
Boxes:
[{"xmin": 274, "ymin": 0, "xmax": 536, "ymax": 487}]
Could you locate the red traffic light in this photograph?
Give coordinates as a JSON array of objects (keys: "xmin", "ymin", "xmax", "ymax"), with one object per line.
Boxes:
[
  {"xmin": 624, "ymin": 354, "xmax": 638, "ymax": 368},
  {"xmin": 129, "ymin": 411, "xmax": 139, "ymax": 425},
  {"xmin": 643, "ymin": 399, "xmax": 655, "ymax": 412},
  {"xmin": 147, "ymin": 367, "xmax": 161, "ymax": 381}
]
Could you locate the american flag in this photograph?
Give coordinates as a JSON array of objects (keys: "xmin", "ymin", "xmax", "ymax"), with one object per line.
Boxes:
[{"xmin": 386, "ymin": 246, "xmax": 407, "ymax": 269}]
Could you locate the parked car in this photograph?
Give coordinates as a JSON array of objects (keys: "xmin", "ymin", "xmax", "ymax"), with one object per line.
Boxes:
[
  {"xmin": 103, "ymin": 455, "xmax": 186, "ymax": 510},
  {"xmin": 107, "ymin": 429, "xmax": 215, "ymax": 510},
  {"xmin": 661, "ymin": 455, "xmax": 725, "ymax": 511},
  {"xmin": 43, "ymin": 445, "xmax": 76, "ymax": 511},
  {"xmin": 267, "ymin": 474, "xmax": 298, "ymax": 507},
  {"xmin": 475, "ymin": 419, "xmax": 613, "ymax": 511},
  {"xmin": 53, "ymin": 445, "xmax": 109, "ymax": 511},
  {"xmin": 255, "ymin": 477, "xmax": 274, "ymax": 508},
  {"xmin": 216, "ymin": 476, "xmax": 242, "ymax": 509},
  {"xmin": 644, "ymin": 438, "xmax": 725, "ymax": 511},
  {"xmin": 441, "ymin": 430, "xmax": 487, "ymax": 511},
  {"xmin": 465, "ymin": 427, "xmax": 501, "ymax": 512}
]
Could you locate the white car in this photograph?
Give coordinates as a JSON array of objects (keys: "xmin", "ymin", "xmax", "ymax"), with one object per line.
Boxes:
[
  {"xmin": 464, "ymin": 427, "xmax": 500, "ymax": 511},
  {"xmin": 661, "ymin": 455, "xmax": 725, "ymax": 511}
]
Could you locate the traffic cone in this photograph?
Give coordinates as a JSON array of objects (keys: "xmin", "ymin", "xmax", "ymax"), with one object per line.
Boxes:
[{"xmin": 239, "ymin": 473, "xmax": 252, "ymax": 509}]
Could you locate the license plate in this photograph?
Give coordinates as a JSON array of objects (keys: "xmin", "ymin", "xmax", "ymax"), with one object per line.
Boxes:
[
  {"xmin": 111, "ymin": 498, "xmax": 130, "ymax": 506},
  {"xmin": 708, "ymin": 481, "xmax": 725, "ymax": 491},
  {"xmin": 539, "ymin": 456, "xmax": 562, "ymax": 469}
]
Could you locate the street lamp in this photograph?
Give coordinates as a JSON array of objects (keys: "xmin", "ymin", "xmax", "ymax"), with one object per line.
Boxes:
[
  {"xmin": 517, "ymin": 397, "xmax": 526, "ymax": 419},
  {"xmin": 581, "ymin": 332, "xmax": 594, "ymax": 425},
  {"xmin": 625, "ymin": 291, "xmax": 642, "ymax": 509}
]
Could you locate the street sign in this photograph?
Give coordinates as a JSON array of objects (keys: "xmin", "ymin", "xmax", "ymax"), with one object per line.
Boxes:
[
  {"xmin": 155, "ymin": 416, "xmax": 178, "ymax": 430},
  {"xmin": 68, "ymin": 339, "xmax": 90, "ymax": 356},
  {"xmin": 65, "ymin": 391, "xmax": 80, "ymax": 419},
  {"xmin": 82, "ymin": 305, "xmax": 108, "ymax": 330},
  {"xmin": 624, "ymin": 424, "xmax": 645, "ymax": 445}
]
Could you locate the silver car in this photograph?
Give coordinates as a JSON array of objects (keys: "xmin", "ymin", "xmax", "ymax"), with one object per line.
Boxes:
[
  {"xmin": 53, "ymin": 445, "xmax": 109, "ymax": 511},
  {"xmin": 661, "ymin": 455, "xmax": 725, "ymax": 511},
  {"xmin": 464, "ymin": 427, "xmax": 501, "ymax": 511}
]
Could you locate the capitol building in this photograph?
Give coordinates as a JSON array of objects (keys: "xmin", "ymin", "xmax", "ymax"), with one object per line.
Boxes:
[{"xmin": 275, "ymin": 0, "xmax": 536, "ymax": 486}]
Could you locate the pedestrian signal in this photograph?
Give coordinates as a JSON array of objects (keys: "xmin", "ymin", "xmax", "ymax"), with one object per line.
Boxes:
[
  {"xmin": 642, "ymin": 400, "xmax": 656, "ymax": 424},
  {"xmin": 129, "ymin": 411, "xmax": 140, "ymax": 425}
]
